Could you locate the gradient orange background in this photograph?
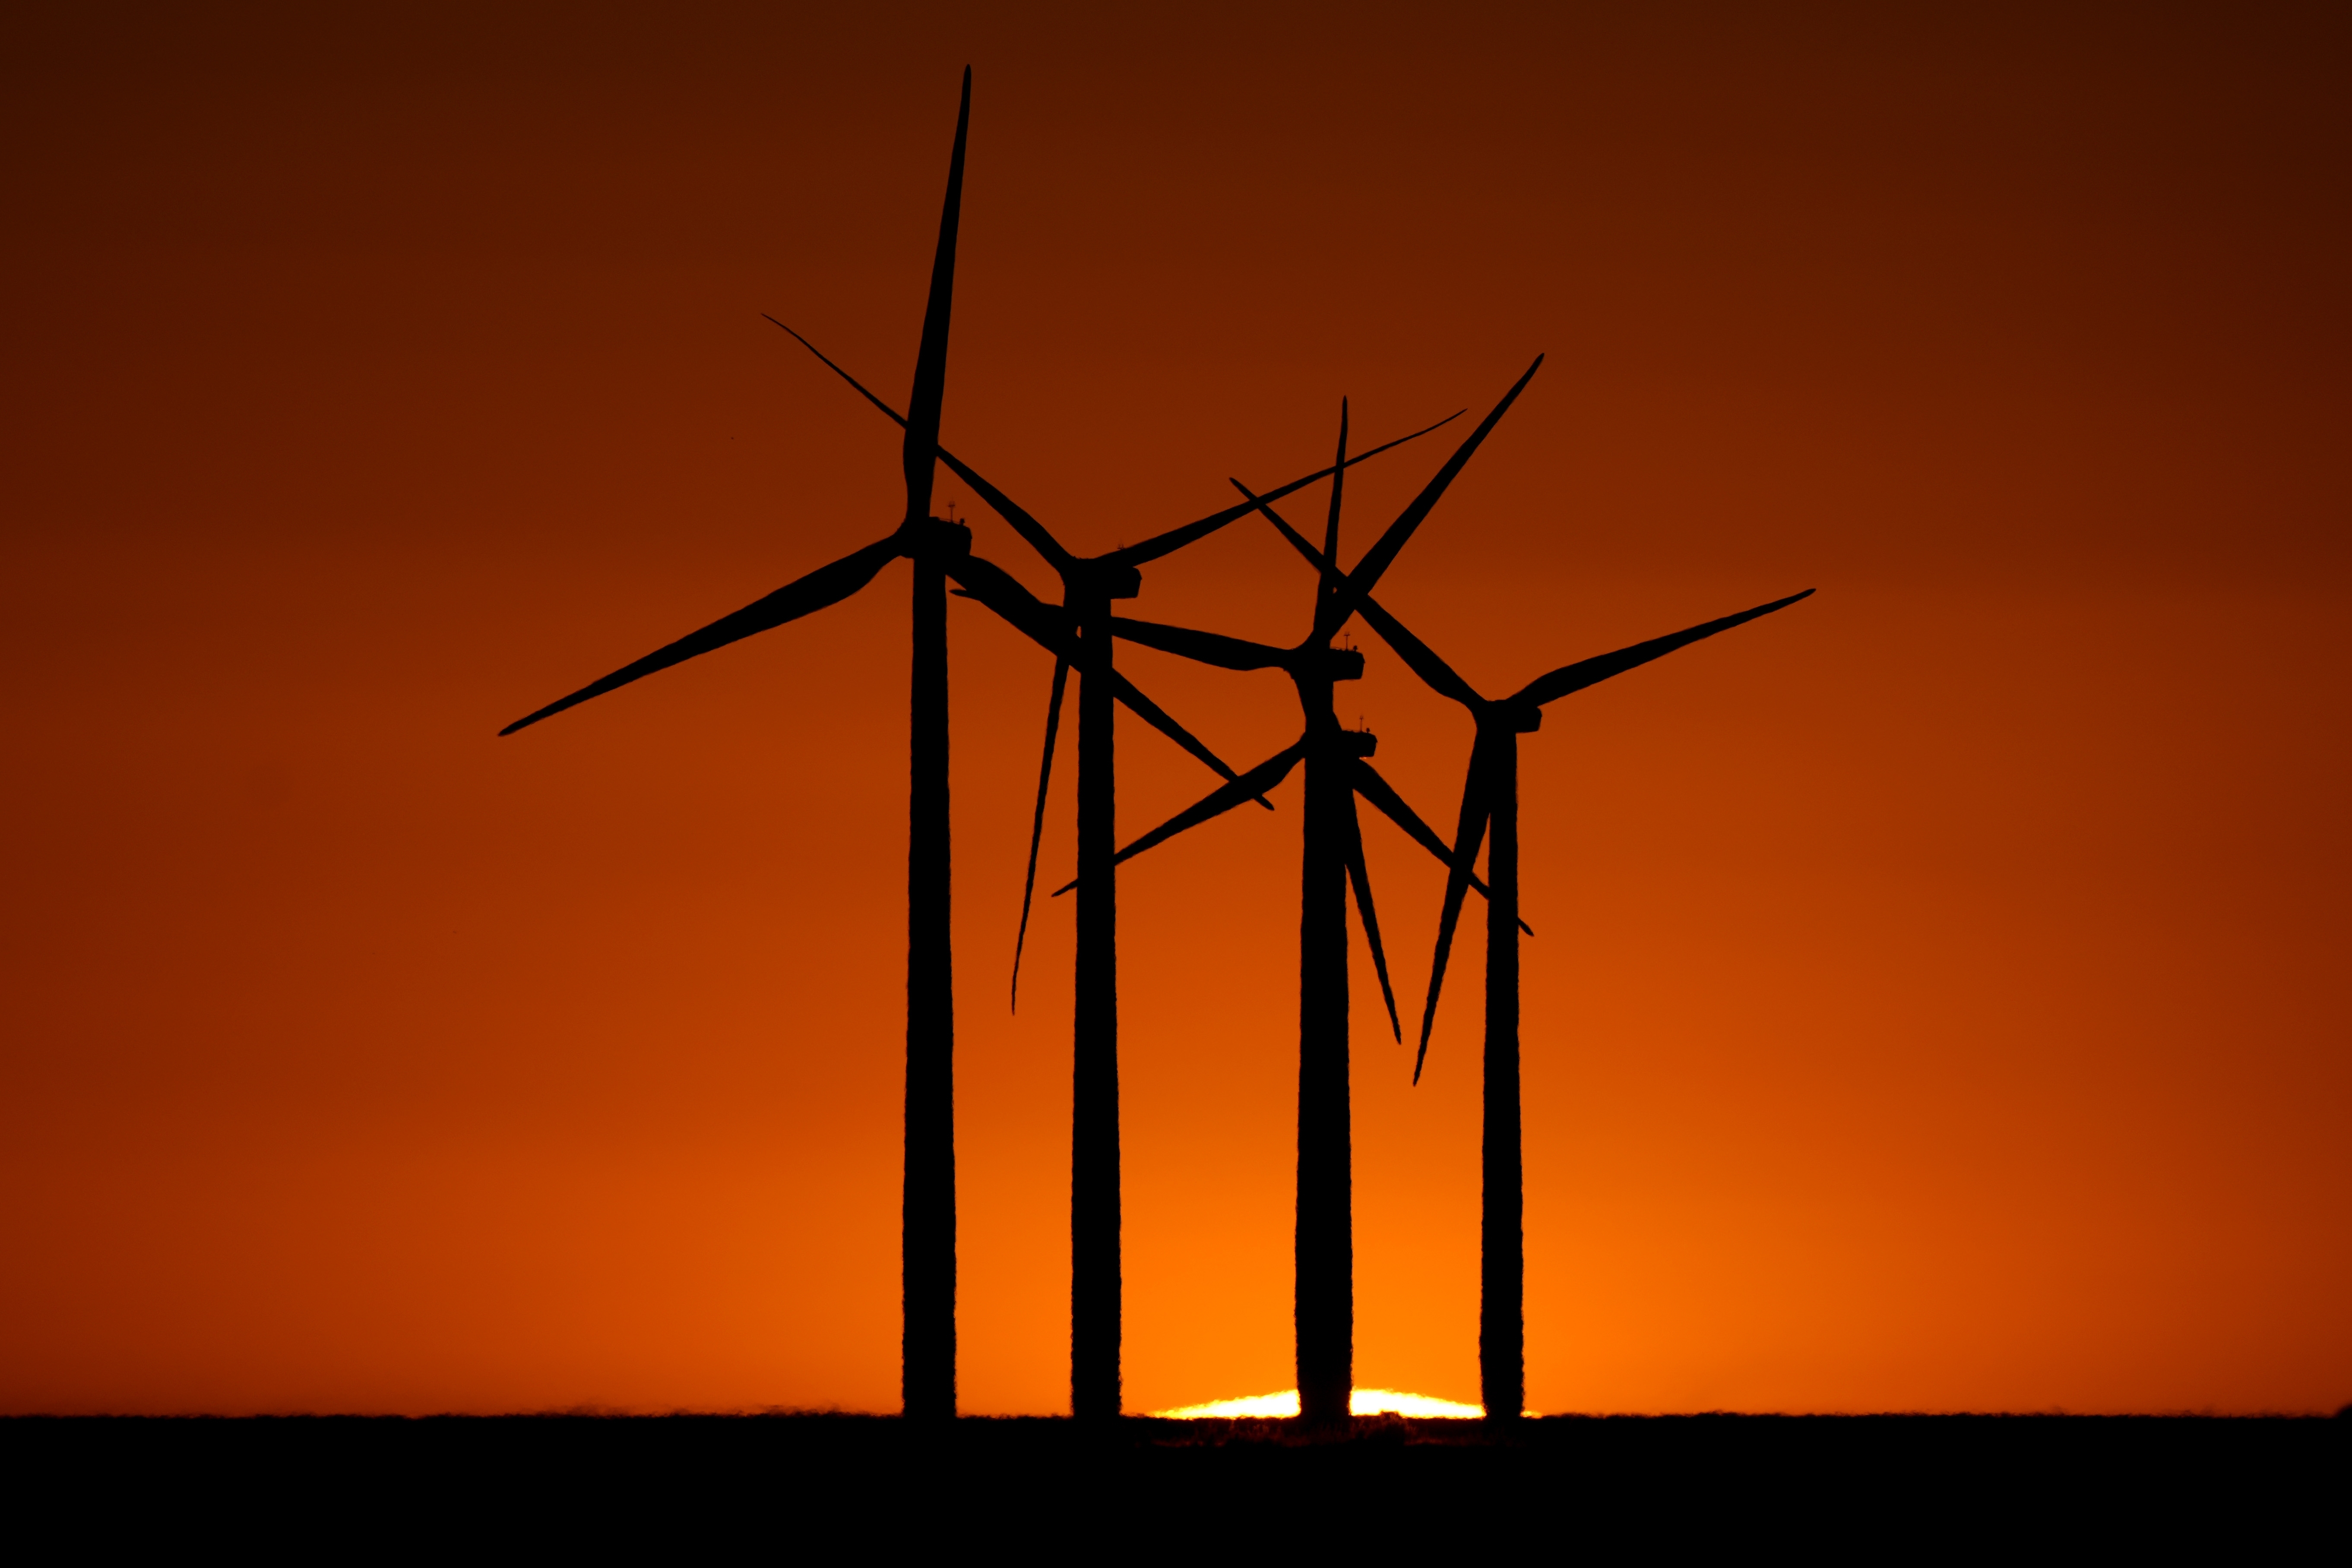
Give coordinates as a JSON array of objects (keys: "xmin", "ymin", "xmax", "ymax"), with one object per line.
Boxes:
[{"xmin": 4, "ymin": 2, "xmax": 2347, "ymax": 1414}]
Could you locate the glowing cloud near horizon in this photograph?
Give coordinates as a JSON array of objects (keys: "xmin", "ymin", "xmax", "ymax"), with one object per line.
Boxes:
[{"xmin": 1152, "ymin": 1388, "xmax": 1507, "ymax": 1419}]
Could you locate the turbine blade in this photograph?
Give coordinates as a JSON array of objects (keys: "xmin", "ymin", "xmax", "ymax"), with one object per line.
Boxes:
[
  {"xmin": 1010, "ymin": 656, "xmax": 1069, "ymax": 1012},
  {"xmin": 1051, "ymin": 741, "xmax": 1307, "ymax": 895},
  {"xmin": 1110, "ymin": 616, "xmax": 1289, "ymax": 672},
  {"xmin": 1240, "ymin": 482, "xmax": 1484, "ymax": 709},
  {"xmin": 1343, "ymin": 788, "xmax": 1402, "ymax": 1043},
  {"xmin": 1108, "ymin": 409, "xmax": 1462, "ymax": 568},
  {"xmin": 765, "ymin": 318, "xmax": 1078, "ymax": 574},
  {"xmin": 1352, "ymin": 596, "xmax": 1484, "ymax": 709},
  {"xmin": 1416, "ymin": 748, "xmax": 1496, "ymax": 1083},
  {"xmin": 766, "ymin": 316, "xmax": 905, "ymax": 427},
  {"xmin": 1345, "ymin": 355, "xmax": 1544, "ymax": 607},
  {"xmin": 1352, "ymin": 759, "xmax": 1533, "ymax": 936},
  {"xmin": 1318, "ymin": 398, "xmax": 1348, "ymax": 632},
  {"xmin": 499, "ymin": 535, "xmax": 900, "ymax": 736},
  {"xmin": 941, "ymin": 553, "xmax": 1077, "ymax": 659},
  {"xmin": 1110, "ymin": 672, "xmax": 1277, "ymax": 811},
  {"xmin": 1512, "ymin": 590, "xmax": 1817, "ymax": 708},
  {"xmin": 902, "ymin": 68, "xmax": 969, "ymax": 527}
]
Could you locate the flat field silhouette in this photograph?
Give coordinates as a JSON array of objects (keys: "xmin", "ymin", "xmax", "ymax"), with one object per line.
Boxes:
[{"xmin": 6, "ymin": 1411, "xmax": 2341, "ymax": 1547}]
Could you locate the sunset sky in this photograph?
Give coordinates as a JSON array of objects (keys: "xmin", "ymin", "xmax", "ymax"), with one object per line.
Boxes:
[{"xmin": 4, "ymin": 2, "xmax": 2347, "ymax": 1415}]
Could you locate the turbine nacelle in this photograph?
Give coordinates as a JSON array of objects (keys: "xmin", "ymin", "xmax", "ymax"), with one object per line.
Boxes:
[
  {"xmin": 1071, "ymin": 559, "xmax": 1143, "ymax": 602},
  {"xmin": 901, "ymin": 516, "xmax": 973, "ymax": 559}
]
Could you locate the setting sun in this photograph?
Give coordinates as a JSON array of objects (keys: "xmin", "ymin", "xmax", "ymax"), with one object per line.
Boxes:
[{"xmin": 1153, "ymin": 1389, "xmax": 1511, "ymax": 1419}]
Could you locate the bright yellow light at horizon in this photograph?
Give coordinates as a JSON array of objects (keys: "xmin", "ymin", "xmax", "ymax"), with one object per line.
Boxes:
[{"xmin": 1151, "ymin": 1388, "xmax": 1516, "ymax": 1419}]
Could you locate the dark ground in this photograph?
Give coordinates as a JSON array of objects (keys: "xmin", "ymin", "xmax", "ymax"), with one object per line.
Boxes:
[{"xmin": 5, "ymin": 1411, "xmax": 2342, "ymax": 1548}]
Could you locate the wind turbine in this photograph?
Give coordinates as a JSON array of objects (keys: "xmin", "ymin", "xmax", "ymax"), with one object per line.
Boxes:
[
  {"xmin": 498, "ymin": 71, "xmax": 1256, "ymax": 1421},
  {"xmin": 1059, "ymin": 359, "xmax": 1546, "ymax": 1426},
  {"xmin": 1258, "ymin": 507, "xmax": 1813, "ymax": 1425},
  {"xmin": 760, "ymin": 341, "xmax": 1452, "ymax": 1424}
]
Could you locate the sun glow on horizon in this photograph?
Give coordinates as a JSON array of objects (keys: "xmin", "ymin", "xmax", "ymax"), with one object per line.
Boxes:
[{"xmin": 1151, "ymin": 1388, "xmax": 1511, "ymax": 1419}]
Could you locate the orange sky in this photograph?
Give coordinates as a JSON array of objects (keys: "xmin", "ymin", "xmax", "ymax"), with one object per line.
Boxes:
[{"xmin": 4, "ymin": 1, "xmax": 2347, "ymax": 1415}]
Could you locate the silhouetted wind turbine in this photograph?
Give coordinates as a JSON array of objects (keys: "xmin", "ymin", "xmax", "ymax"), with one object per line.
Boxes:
[
  {"xmin": 1263, "ymin": 514, "xmax": 1813, "ymax": 1425},
  {"xmin": 1068, "ymin": 360, "xmax": 1546, "ymax": 1426},
  {"xmin": 763, "ymin": 337, "xmax": 1452, "ymax": 1424},
  {"xmin": 497, "ymin": 71, "xmax": 1257, "ymax": 1421}
]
